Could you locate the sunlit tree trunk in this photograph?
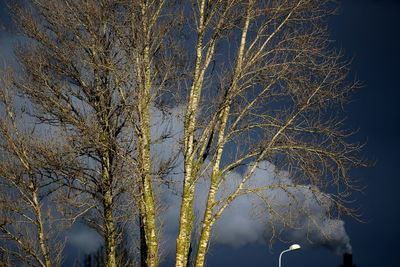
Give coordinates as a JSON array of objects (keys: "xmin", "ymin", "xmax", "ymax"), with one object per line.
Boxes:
[
  {"xmin": 102, "ymin": 152, "xmax": 117, "ymax": 267},
  {"xmin": 134, "ymin": 1, "xmax": 165, "ymax": 265},
  {"xmin": 175, "ymin": 1, "xmax": 208, "ymax": 265},
  {"xmin": 32, "ymin": 189, "xmax": 53, "ymax": 267},
  {"xmin": 137, "ymin": 43, "xmax": 158, "ymax": 267}
]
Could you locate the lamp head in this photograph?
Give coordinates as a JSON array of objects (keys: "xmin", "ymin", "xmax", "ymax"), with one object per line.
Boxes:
[{"xmin": 289, "ymin": 244, "xmax": 301, "ymax": 251}]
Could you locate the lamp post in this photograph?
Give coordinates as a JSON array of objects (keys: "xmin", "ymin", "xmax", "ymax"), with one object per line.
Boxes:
[{"xmin": 278, "ymin": 244, "xmax": 301, "ymax": 267}]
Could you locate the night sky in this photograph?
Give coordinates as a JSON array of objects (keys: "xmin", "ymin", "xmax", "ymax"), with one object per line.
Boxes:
[{"xmin": 1, "ymin": 1, "xmax": 399, "ymax": 266}]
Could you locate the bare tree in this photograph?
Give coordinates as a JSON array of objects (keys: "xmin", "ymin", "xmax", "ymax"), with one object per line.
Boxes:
[
  {"xmin": 0, "ymin": 69, "xmax": 64, "ymax": 267},
  {"xmin": 175, "ymin": 0, "xmax": 364, "ymax": 266},
  {"xmin": 4, "ymin": 0, "xmax": 181, "ymax": 266}
]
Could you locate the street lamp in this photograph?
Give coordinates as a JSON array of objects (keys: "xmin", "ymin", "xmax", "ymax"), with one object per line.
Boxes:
[{"xmin": 278, "ymin": 244, "xmax": 301, "ymax": 267}]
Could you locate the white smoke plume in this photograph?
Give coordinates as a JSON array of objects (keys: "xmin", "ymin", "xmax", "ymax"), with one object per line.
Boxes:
[{"xmin": 213, "ymin": 161, "xmax": 352, "ymax": 255}]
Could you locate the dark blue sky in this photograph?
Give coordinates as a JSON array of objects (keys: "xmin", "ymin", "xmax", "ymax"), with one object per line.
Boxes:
[
  {"xmin": 331, "ymin": 0, "xmax": 400, "ymax": 266},
  {"xmin": 1, "ymin": 1, "xmax": 399, "ymax": 266}
]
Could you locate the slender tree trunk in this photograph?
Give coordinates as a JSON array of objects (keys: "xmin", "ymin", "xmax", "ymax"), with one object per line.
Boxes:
[
  {"xmin": 176, "ymin": 1, "xmax": 207, "ymax": 265},
  {"xmin": 104, "ymin": 195, "xmax": 117, "ymax": 267},
  {"xmin": 175, "ymin": 65, "xmax": 204, "ymax": 266},
  {"xmin": 195, "ymin": 107, "xmax": 229, "ymax": 267},
  {"xmin": 138, "ymin": 108, "xmax": 158, "ymax": 267},
  {"xmin": 102, "ymin": 153, "xmax": 117, "ymax": 267},
  {"xmin": 138, "ymin": 78, "xmax": 158, "ymax": 267},
  {"xmin": 175, "ymin": 170, "xmax": 196, "ymax": 267},
  {"xmin": 139, "ymin": 214, "xmax": 148, "ymax": 267},
  {"xmin": 32, "ymin": 189, "xmax": 52, "ymax": 267},
  {"xmin": 137, "ymin": 3, "xmax": 159, "ymax": 264},
  {"xmin": 194, "ymin": 175, "xmax": 217, "ymax": 267}
]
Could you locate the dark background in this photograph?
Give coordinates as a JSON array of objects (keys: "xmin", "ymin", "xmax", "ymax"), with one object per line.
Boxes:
[{"xmin": 1, "ymin": 0, "xmax": 399, "ymax": 266}]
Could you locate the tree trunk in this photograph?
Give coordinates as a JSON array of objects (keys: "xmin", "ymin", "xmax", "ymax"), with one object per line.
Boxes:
[
  {"xmin": 137, "ymin": 3, "xmax": 159, "ymax": 263},
  {"xmin": 32, "ymin": 189, "xmax": 52, "ymax": 267},
  {"xmin": 175, "ymin": 173, "xmax": 196, "ymax": 267},
  {"xmin": 102, "ymin": 154, "xmax": 117, "ymax": 267}
]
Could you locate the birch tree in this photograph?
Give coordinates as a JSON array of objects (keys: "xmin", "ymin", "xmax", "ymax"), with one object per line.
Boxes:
[{"xmin": 175, "ymin": 0, "xmax": 364, "ymax": 266}]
